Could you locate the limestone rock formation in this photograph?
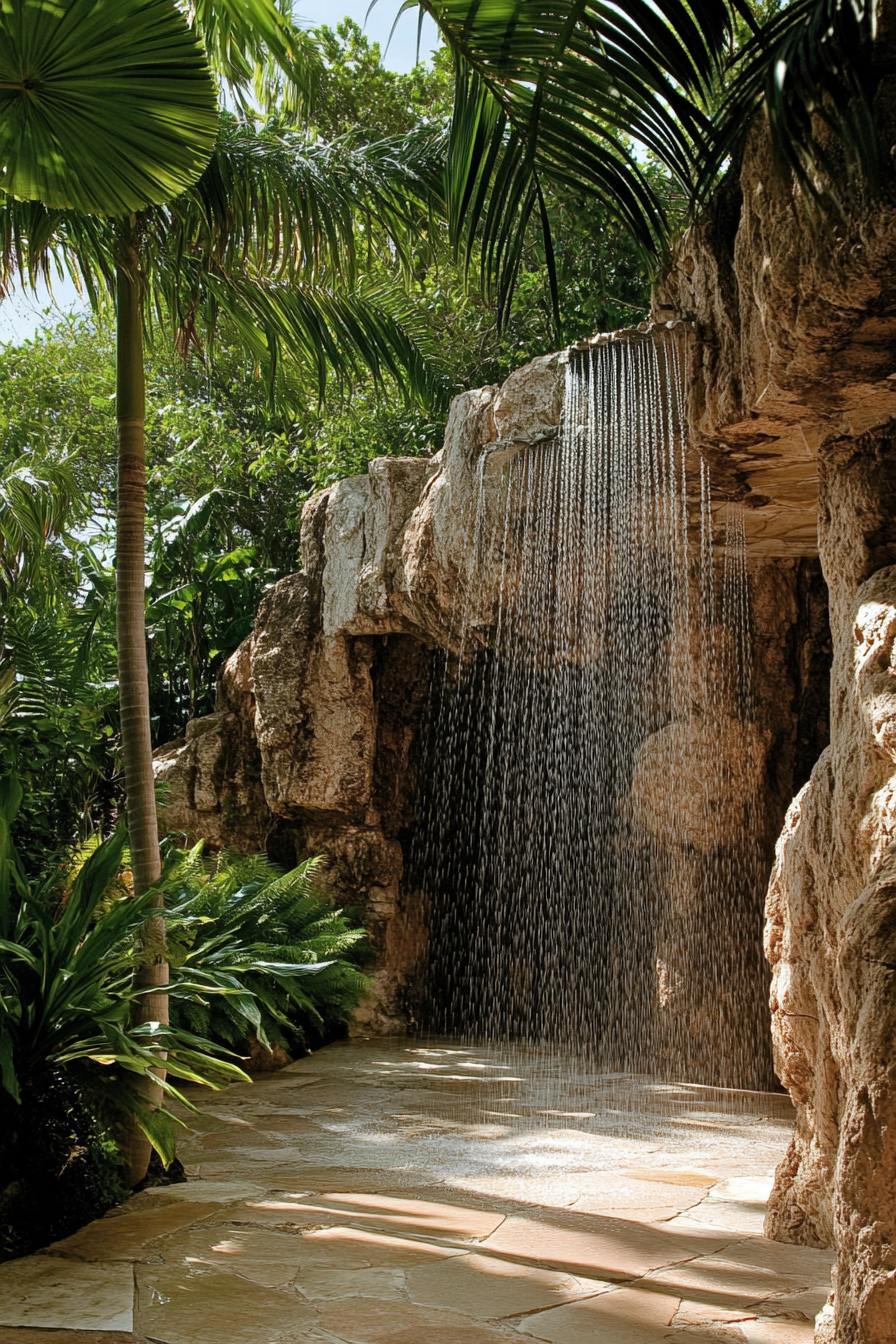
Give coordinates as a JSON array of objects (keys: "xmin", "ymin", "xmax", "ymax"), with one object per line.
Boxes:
[
  {"xmin": 154, "ymin": 354, "xmax": 566, "ymax": 1030},
  {"xmin": 654, "ymin": 124, "xmax": 896, "ymax": 559},
  {"xmin": 153, "ymin": 638, "xmax": 269, "ymax": 852},
  {"xmin": 155, "ymin": 339, "xmax": 827, "ymax": 1069},
  {"xmin": 762, "ymin": 435, "xmax": 896, "ymax": 1343},
  {"xmin": 649, "ymin": 16, "xmax": 896, "ymax": 1328},
  {"xmin": 626, "ymin": 554, "xmax": 829, "ymax": 1089}
]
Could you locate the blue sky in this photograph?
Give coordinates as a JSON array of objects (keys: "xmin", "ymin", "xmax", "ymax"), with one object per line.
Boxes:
[
  {"xmin": 0, "ymin": 4, "xmax": 440, "ymax": 345},
  {"xmin": 300, "ymin": 1, "xmax": 439, "ymax": 71}
]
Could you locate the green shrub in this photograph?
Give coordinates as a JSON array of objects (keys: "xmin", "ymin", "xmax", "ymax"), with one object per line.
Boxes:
[
  {"xmin": 0, "ymin": 1068, "xmax": 128, "ymax": 1261},
  {"xmin": 0, "ymin": 779, "xmax": 366, "ymax": 1256},
  {"xmin": 162, "ymin": 849, "xmax": 370, "ymax": 1055},
  {"xmin": 0, "ymin": 777, "xmax": 250, "ymax": 1170}
]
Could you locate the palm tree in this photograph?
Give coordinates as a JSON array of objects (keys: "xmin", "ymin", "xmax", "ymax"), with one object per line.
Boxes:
[
  {"xmin": 1, "ymin": 0, "xmax": 440, "ymax": 1182},
  {"xmin": 408, "ymin": 0, "xmax": 882, "ymax": 324}
]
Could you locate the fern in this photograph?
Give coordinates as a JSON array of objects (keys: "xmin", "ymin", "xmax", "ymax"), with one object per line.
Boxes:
[{"xmin": 161, "ymin": 848, "xmax": 370, "ymax": 1055}]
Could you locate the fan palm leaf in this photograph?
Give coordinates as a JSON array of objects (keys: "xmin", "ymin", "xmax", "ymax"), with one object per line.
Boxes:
[{"xmin": 0, "ymin": 0, "xmax": 219, "ymax": 216}]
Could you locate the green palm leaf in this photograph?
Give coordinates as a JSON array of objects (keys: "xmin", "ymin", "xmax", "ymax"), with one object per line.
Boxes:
[
  {"xmin": 708, "ymin": 0, "xmax": 881, "ymax": 202},
  {"xmin": 408, "ymin": 0, "xmax": 884, "ymax": 325},
  {"xmin": 190, "ymin": 0, "xmax": 323, "ymax": 117},
  {"xmin": 212, "ymin": 272, "xmax": 448, "ymax": 407},
  {"xmin": 417, "ymin": 0, "xmax": 734, "ymax": 262},
  {"xmin": 0, "ymin": 0, "xmax": 219, "ymax": 215}
]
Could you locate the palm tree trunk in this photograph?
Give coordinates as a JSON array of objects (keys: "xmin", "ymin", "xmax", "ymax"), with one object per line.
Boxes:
[{"xmin": 115, "ymin": 234, "xmax": 167, "ymax": 1186}]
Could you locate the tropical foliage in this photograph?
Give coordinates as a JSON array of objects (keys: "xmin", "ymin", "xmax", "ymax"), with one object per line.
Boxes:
[
  {"xmin": 0, "ymin": 777, "xmax": 248, "ymax": 1158},
  {"xmin": 0, "ymin": 0, "xmax": 219, "ymax": 215},
  {"xmin": 2, "ymin": 0, "xmax": 886, "ymax": 865},
  {"xmin": 162, "ymin": 850, "xmax": 369, "ymax": 1054},
  {"xmin": 411, "ymin": 0, "xmax": 885, "ymax": 322},
  {"xmin": 0, "ymin": 773, "xmax": 368, "ymax": 1253}
]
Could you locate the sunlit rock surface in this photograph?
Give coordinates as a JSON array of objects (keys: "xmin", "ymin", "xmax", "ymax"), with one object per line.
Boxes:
[
  {"xmin": 153, "ymin": 354, "xmax": 567, "ymax": 1031},
  {"xmin": 654, "ymin": 122, "xmax": 896, "ymax": 559},
  {"xmin": 650, "ymin": 25, "xmax": 896, "ymax": 1329},
  {"xmin": 764, "ymin": 439, "xmax": 896, "ymax": 1342}
]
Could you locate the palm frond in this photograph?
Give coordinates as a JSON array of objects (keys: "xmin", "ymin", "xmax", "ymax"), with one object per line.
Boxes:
[
  {"xmin": 417, "ymin": 0, "xmax": 737, "ymax": 288},
  {"xmin": 0, "ymin": 455, "xmax": 80, "ymax": 588},
  {"xmin": 187, "ymin": 0, "xmax": 324, "ymax": 119},
  {"xmin": 0, "ymin": 0, "xmax": 219, "ymax": 216},
  {"xmin": 707, "ymin": 0, "xmax": 881, "ymax": 203},
  {"xmin": 209, "ymin": 272, "xmax": 448, "ymax": 408},
  {"xmin": 147, "ymin": 115, "xmax": 442, "ymax": 297},
  {"xmin": 0, "ymin": 193, "xmax": 117, "ymax": 303}
]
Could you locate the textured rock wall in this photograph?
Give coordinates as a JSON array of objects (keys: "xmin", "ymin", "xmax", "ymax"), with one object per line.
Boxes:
[
  {"xmin": 763, "ymin": 427, "xmax": 896, "ymax": 1343},
  {"xmin": 653, "ymin": 14, "xmax": 896, "ymax": 1332},
  {"xmin": 654, "ymin": 98, "xmax": 896, "ymax": 558},
  {"xmin": 155, "ymin": 343, "xmax": 829, "ymax": 1064},
  {"xmin": 154, "ymin": 354, "xmax": 565, "ymax": 1029},
  {"xmin": 154, "ymin": 483, "xmax": 438, "ymax": 1032}
]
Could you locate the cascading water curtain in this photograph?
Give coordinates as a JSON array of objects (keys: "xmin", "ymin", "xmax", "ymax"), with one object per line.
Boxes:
[{"xmin": 415, "ymin": 331, "xmax": 767, "ymax": 1088}]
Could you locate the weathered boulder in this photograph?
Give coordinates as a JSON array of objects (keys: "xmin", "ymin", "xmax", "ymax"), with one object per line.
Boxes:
[{"xmin": 254, "ymin": 575, "xmax": 377, "ymax": 823}]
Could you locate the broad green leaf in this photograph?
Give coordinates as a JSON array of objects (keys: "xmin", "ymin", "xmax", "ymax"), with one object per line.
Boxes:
[{"xmin": 0, "ymin": 0, "xmax": 219, "ymax": 215}]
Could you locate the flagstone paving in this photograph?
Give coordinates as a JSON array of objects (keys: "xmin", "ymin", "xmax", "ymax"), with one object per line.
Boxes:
[{"xmin": 0, "ymin": 1038, "xmax": 833, "ymax": 1342}]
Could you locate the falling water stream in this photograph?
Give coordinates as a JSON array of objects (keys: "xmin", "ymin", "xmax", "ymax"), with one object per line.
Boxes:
[{"xmin": 414, "ymin": 329, "xmax": 772, "ymax": 1101}]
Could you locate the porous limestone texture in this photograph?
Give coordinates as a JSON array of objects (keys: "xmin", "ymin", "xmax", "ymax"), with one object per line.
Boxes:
[
  {"xmin": 762, "ymin": 424, "xmax": 896, "ymax": 1343},
  {"xmin": 628, "ymin": 555, "xmax": 829, "ymax": 1089}
]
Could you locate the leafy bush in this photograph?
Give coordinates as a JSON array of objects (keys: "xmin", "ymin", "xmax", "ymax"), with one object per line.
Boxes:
[
  {"xmin": 0, "ymin": 776, "xmax": 254, "ymax": 1258},
  {"xmin": 0, "ymin": 778, "xmax": 369, "ymax": 1256},
  {"xmin": 162, "ymin": 849, "xmax": 370, "ymax": 1055},
  {"xmin": 0, "ymin": 778, "xmax": 249, "ymax": 1167},
  {"xmin": 0, "ymin": 1068, "xmax": 128, "ymax": 1262}
]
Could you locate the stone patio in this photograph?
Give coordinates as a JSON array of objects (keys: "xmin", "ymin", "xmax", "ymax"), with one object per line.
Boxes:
[{"xmin": 0, "ymin": 1039, "xmax": 833, "ymax": 1343}]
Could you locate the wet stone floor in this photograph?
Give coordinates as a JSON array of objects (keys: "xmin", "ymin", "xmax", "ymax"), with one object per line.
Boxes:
[{"xmin": 0, "ymin": 1039, "xmax": 833, "ymax": 1343}]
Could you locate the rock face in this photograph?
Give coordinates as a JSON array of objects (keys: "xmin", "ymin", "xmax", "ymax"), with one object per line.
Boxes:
[
  {"xmin": 654, "ymin": 116, "xmax": 896, "ymax": 558},
  {"xmin": 652, "ymin": 21, "xmax": 896, "ymax": 1334},
  {"xmin": 762, "ymin": 432, "xmax": 896, "ymax": 1343},
  {"xmin": 155, "ymin": 341, "xmax": 828, "ymax": 1064},
  {"xmin": 154, "ymin": 356, "xmax": 567, "ymax": 1031},
  {"xmin": 623, "ymin": 553, "xmax": 830, "ymax": 1088}
]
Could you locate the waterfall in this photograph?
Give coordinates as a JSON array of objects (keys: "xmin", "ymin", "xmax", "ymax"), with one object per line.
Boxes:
[{"xmin": 414, "ymin": 329, "xmax": 769, "ymax": 1090}]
